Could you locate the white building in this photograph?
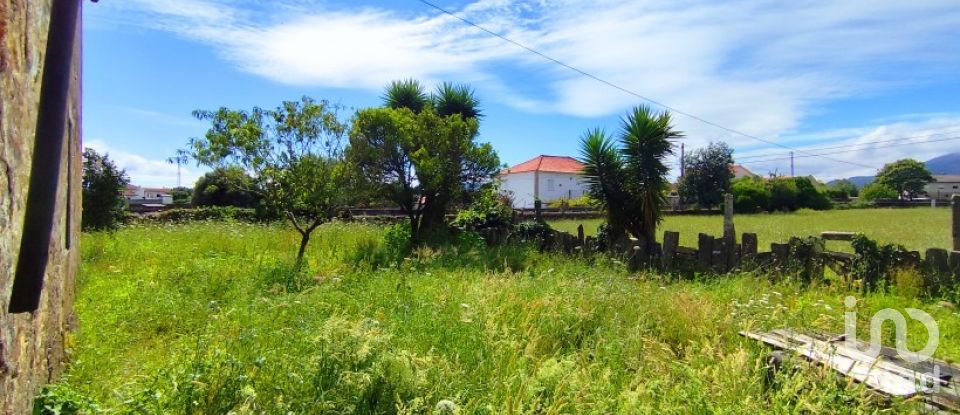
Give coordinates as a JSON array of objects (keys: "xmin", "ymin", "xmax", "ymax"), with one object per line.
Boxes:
[
  {"xmin": 924, "ymin": 175, "xmax": 960, "ymax": 200},
  {"xmin": 499, "ymin": 155, "xmax": 587, "ymax": 208},
  {"xmin": 124, "ymin": 185, "xmax": 173, "ymax": 205}
]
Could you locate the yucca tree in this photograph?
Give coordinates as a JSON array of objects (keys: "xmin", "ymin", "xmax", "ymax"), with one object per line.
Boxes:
[
  {"xmin": 433, "ymin": 82, "xmax": 482, "ymax": 119},
  {"xmin": 383, "ymin": 79, "xmax": 429, "ymax": 113},
  {"xmin": 579, "ymin": 105, "xmax": 682, "ymax": 255}
]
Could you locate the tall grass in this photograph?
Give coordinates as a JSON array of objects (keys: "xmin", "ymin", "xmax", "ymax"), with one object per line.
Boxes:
[
  {"xmin": 550, "ymin": 207, "xmax": 952, "ymax": 251},
  {"xmin": 42, "ymin": 221, "xmax": 960, "ymax": 413}
]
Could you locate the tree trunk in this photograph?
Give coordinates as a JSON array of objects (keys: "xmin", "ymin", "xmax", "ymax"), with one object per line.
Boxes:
[{"xmin": 294, "ymin": 231, "xmax": 311, "ymax": 269}]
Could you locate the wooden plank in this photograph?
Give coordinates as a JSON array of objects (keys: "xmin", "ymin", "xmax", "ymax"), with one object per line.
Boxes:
[
  {"xmin": 821, "ymin": 231, "xmax": 857, "ymax": 241},
  {"xmin": 698, "ymin": 233, "xmax": 713, "ymax": 269},
  {"xmin": 742, "ymin": 233, "xmax": 758, "ymax": 258},
  {"xmin": 662, "ymin": 231, "xmax": 679, "ymax": 269}
]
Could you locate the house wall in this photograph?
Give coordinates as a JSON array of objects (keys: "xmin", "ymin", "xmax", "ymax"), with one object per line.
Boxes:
[
  {"xmin": 501, "ymin": 171, "xmax": 587, "ymax": 208},
  {"xmin": 925, "ymin": 179, "xmax": 960, "ymax": 200},
  {"xmin": 1, "ymin": 1, "xmax": 81, "ymax": 413}
]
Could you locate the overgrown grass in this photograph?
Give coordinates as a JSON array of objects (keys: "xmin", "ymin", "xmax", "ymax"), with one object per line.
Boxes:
[
  {"xmin": 550, "ymin": 207, "xmax": 952, "ymax": 252},
  {"xmin": 45, "ymin": 221, "xmax": 960, "ymax": 413}
]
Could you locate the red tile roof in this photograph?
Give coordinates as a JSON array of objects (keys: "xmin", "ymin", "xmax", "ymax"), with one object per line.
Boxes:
[
  {"xmin": 730, "ymin": 164, "xmax": 757, "ymax": 178},
  {"xmin": 503, "ymin": 155, "xmax": 585, "ymax": 174}
]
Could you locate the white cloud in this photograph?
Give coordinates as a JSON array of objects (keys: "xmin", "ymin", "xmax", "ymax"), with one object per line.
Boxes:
[
  {"xmin": 87, "ymin": 0, "xmax": 960, "ymax": 179},
  {"xmin": 85, "ymin": 139, "xmax": 206, "ymax": 188}
]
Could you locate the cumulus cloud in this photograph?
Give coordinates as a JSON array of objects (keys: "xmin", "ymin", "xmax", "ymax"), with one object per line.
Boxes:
[
  {"xmin": 85, "ymin": 139, "xmax": 206, "ymax": 188},
  {"xmin": 87, "ymin": 0, "xmax": 960, "ymax": 178}
]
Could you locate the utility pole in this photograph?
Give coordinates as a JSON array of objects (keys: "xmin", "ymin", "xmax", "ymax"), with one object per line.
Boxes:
[
  {"xmin": 790, "ymin": 152, "xmax": 794, "ymax": 177},
  {"xmin": 680, "ymin": 143, "xmax": 685, "ymax": 178}
]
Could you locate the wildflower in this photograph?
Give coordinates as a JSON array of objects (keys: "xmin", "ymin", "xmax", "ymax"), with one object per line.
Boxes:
[
  {"xmin": 460, "ymin": 303, "xmax": 471, "ymax": 309},
  {"xmin": 435, "ymin": 399, "xmax": 459, "ymax": 414},
  {"xmin": 547, "ymin": 268, "xmax": 555, "ymax": 273}
]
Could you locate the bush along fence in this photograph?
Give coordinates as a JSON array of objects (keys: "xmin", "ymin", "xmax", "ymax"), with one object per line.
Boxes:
[{"xmin": 479, "ymin": 194, "xmax": 960, "ymax": 295}]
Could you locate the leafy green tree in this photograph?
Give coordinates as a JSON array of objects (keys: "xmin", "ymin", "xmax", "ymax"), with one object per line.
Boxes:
[
  {"xmin": 826, "ymin": 179, "xmax": 858, "ymax": 200},
  {"xmin": 767, "ymin": 178, "xmax": 799, "ymax": 211},
  {"xmin": 874, "ymin": 159, "xmax": 933, "ymax": 199},
  {"xmin": 349, "ymin": 80, "xmax": 499, "ymax": 240},
  {"xmin": 191, "ymin": 166, "xmax": 258, "ymax": 208},
  {"xmin": 168, "ymin": 186, "xmax": 192, "ymax": 205},
  {"xmin": 793, "ymin": 176, "xmax": 831, "ymax": 210},
  {"xmin": 677, "ymin": 142, "xmax": 734, "ymax": 208},
  {"xmin": 184, "ymin": 97, "xmax": 352, "ymax": 268},
  {"xmin": 860, "ymin": 182, "xmax": 898, "ymax": 201},
  {"xmin": 82, "ymin": 148, "xmax": 129, "ymax": 231},
  {"xmin": 732, "ymin": 177, "xmax": 770, "ymax": 213},
  {"xmin": 579, "ymin": 105, "xmax": 682, "ymax": 255}
]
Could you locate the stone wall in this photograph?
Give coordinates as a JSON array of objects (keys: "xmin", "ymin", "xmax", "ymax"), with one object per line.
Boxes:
[{"xmin": 1, "ymin": 1, "xmax": 81, "ymax": 413}]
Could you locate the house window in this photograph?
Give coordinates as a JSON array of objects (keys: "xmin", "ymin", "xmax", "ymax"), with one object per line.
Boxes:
[{"xmin": 547, "ymin": 178, "xmax": 555, "ymax": 192}]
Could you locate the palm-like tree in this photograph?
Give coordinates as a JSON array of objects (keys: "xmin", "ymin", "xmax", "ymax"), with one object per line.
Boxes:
[
  {"xmin": 580, "ymin": 105, "xmax": 682, "ymax": 255},
  {"xmin": 433, "ymin": 82, "xmax": 482, "ymax": 119},
  {"xmin": 382, "ymin": 79, "xmax": 428, "ymax": 112}
]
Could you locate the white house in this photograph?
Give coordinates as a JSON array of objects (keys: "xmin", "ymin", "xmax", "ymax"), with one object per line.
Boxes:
[
  {"xmin": 924, "ymin": 175, "xmax": 960, "ymax": 200},
  {"xmin": 499, "ymin": 155, "xmax": 587, "ymax": 208},
  {"xmin": 124, "ymin": 185, "xmax": 173, "ymax": 205}
]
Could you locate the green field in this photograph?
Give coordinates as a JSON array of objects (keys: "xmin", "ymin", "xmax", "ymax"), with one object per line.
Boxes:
[
  {"xmin": 550, "ymin": 207, "xmax": 952, "ymax": 252},
  {"xmin": 42, "ymin": 220, "xmax": 959, "ymax": 414}
]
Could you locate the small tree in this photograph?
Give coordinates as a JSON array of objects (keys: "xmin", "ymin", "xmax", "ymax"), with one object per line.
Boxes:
[
  {"xmin": 82, "ymin": 148, "xmax": 129, "ymax": 231},
  {"xmin": 826, "ymin": 179, "xmax": 858, "ymax": 200},
  {"xmin": 860, "ymin": 182, "xmax": 898, "ymax": 201},
  {"xmin": 349, "ymin": 80, "xmax": 499, "ymax": 241},
  {"xmin": 732, "ymin": 177, "xmax": 770, "ymax": 213},
  {"xmin": 677, "ymin": 142, "xmax": 734, "ymax": 208},
  {"xmin": 184, "ymin": 97, "xmax": 351, "ymax": 268},
  {"xmin": 579, "ymin": 105, "xmax": 681, "ymax": 255},
  {"xmin": 191, "ymin": 166, "xmax": 258, "ymax": 208},
  {"xmin": 793, "ymin": 176, "xmax": 831, "ymax": 210},
  {"xmin": 168, "ymin": 186, "xmax": 192, "ymax": 206},
  {"xmin": 875, "ymin": 159, "xmax": 933, "ymax": 199}
]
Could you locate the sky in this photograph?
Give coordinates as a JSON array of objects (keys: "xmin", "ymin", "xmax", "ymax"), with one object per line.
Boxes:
[{"xmin": 83, "ymin": 0, "xmax": 960, "ymax": 187}]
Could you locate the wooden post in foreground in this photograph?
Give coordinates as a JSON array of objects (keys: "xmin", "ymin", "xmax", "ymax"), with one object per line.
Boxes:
[
  {"xmin": 952, "ymin": 194, "xmax": 960, "ymax": 251},
  {"xmin": 723, "ymin": 193, "xmax": 736, "ymax": 271}
]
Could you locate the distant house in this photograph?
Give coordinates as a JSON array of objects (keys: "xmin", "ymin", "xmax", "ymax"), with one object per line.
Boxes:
[
  {"xmin": 731, "ymin": 164, "xmax": 758, "ymax": 179},
  {"xmin": 499, "ymin": 155, "xmax": 587, "ymax": 208},
  {"xmin": 924, "ymin": 175, "xmax": 960, "ymax": 200},
  {"xmin": 124, "ymin": 185, "xmax": 173, "ymax": 206}
]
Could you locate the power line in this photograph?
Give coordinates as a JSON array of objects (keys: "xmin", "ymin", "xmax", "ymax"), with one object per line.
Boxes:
[
  {"xmin": 414, "ymin": 0, "xmax": 877, "ymax": 170},
  {"xmin": 736, "ymin": 128, "xmax": 960, "ymax": 161},
  {"xmin": 739, "ymin": 135, "xmax": 960, "ymax": 165}
]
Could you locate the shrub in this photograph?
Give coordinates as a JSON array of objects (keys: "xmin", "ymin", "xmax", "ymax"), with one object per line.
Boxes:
[
  {"xmin": 860, "ymin": 182, "xmax": 898, "ymax": 201},
  {"xmin": 793, "ymin": 177, "xmax": 831, "ymax": 210},
  {"xmin": 150, "ymin": 207, "xmax": 261, "ymax": 223},
  {"xmin": 33, "ymin": 383, "xmax": 100, "ymax": 415},
  {"xmin": 451, "ymin": 187, "xmax": 514, "ymax": 231},
  {"xmin": 513, "ymin": 221, "xmax": 553, "ymax": 240},
  {"xmin": 767, "ymin": 178, "xmax": 799, "ymax": 211},
  {"xmin": 547, "ymin": 195, "xmax": 595, "ymax": 209},
  {"xmin": 82, "ymin": 148, "xmax": 129, "ymax": 231},
  {"xmin": 191, "ymin": 166, "xmax": 259, "ymax": 208},
  {"xmin": 732, "ymin": 177, "xmax": 770, "ymax": 213}
]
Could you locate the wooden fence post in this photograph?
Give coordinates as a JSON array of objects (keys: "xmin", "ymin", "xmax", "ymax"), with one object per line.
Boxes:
[
  {"xmin": 742, "ymin": 233, "xmax": 758, "ymax": 259},
  {"xmin": 577, "ymin": 224, "xmax": 585, "ymax": 246},
  {"xmin": 953, "ymin": 194, "xmax": 960, "ymax": 251},
  {"xmin": 698, "ymin": 233, "xmax": 713, "ymax": 269},
  {"xmin": 663, "ymin": 231, "xmax": 679, "ymax": 269},
  {"xmin": 723, "ymin": 193, "xmax": 736, "ymax": 271}
]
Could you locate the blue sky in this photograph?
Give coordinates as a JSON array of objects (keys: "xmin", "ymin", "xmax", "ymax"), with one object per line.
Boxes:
[{"xmin": 83, "ymin": 0, "xmax": 960, "ymax": 187}]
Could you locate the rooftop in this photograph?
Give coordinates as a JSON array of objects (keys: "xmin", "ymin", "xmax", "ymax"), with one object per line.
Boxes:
[{"xmin": 502, "ymin": 155, "xmax": 585, "ymax": 174}]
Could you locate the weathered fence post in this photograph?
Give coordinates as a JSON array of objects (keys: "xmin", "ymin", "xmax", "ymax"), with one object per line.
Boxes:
[
  {"xmin": 950, "ymin": 251, "xmax": 960, "ymax": 281},
  {"xmin": 577, "ymin": 224, "xmax": 585, "ymax": 246},
  {"xmin": 698, "ymin": 233, "xmax": 714, "ymax": 269},
  {"xmin": 722, "ymin": 193, "xmax": 736, "ymax": 271},
  {"xmin": 534, "ymin": 199, "xmax": 544, "ymax": 224},
  {"xmin": 926, "ymin": 248, "xmax": 950, "ymax": 276},
  {"xmin": 742, "ymin": 233, "xmax": 758, "ymax": 259},
  {"xmin": 663, "ymin": 231, "xmax": 679, "ymax": 269},
  {"xmin": 953, "ymin": 194, "xmax": 960, "ymax": 251}
]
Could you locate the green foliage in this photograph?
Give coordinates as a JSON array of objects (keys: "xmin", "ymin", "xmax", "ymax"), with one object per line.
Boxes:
[
  {"xmin": 513, "ymin": 221, "xmax": 553, "ymax": 240},
  {"xmin": 825, "ymin": 179, "xmax": 858, "ymax": 200},
  {"xmin": 547, "ymin": 194, "xmax": 594, "ymax": 209},
  {"xmin": 732, "ymin": 177, "xmax": 770, "ymax": 213},
  {"xmin": 168, "ymin": 186, "xmax": 192, "ymax": 206},
  {"xmin": 851, "ymin": 234, "xmax": 915, "ymax": 293},
  {"xmin": 48, "ymin": 222, "xmax": 955, "ymax": 413},
  {"xmin": 678, "ymin": 142, "xmax": 734, "ymax": 208},
  {"xmin": 875, "ymin": 158, "xmax": 934, "ymax": 199},
  {"xmin": 191, "ymin": 166, "xmax": 258, "ymax": 208},
  {"xmin": 349, "ymin": 82, "xmax": 499, "ymax": 240},
  {"xmin": 579, "ymin": 105, "xmax": 681, "ymax": 253},
  {"xmin": 33, "ymin": 383, "xmax": 99, "ymax": 415},
  {"xmin": 451, "ymin": 186, "xmax": 514, "ymax": 231},
  {"xmin": 859, "ymin": 182, "xmax": 898, "ymax": 201},
  {"xmin": 793, "ymin": 176, "xmax": 831, "ymax": 210},
  {"xmin": 767, "ymin": 178, "xmax": 799, "ymax": 211},
  {"xmin": 184, "ymin": 96, "xmax": 353, "ymax": 267},
  {"xmin": 149, "ymin": 206, "xmax": 261, "ymax": 223},
  {"xmin": 81, "ymin": 148, "xmax": 129, "ymax": 231}
]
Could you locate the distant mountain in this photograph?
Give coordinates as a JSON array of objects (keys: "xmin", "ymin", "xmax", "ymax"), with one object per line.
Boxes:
[
  {"xmin": 924, "ymin": 152, "xmax": 960, "ymax": 175},
  {"xmin": 827, "ymin": 152, "xmax": 960, "ymax": 188}
]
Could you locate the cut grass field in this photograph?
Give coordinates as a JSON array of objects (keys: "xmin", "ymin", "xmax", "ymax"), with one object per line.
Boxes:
[
  {"xmin": 43, "ymin": 219, "xmax": 960, "ymax": 414},
  {"xmin": 550, "ymin": 207, "xmax": 952, "ymax": 252}
]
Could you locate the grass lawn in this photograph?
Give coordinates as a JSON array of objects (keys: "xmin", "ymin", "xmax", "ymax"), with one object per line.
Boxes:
[
  {"xmin": 550, "ymin": 207, "xmax": 952, "ymax": 252},
  {"xmin": 43, "ymin": 221, "xmax": 960, "ymax": 414}
]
